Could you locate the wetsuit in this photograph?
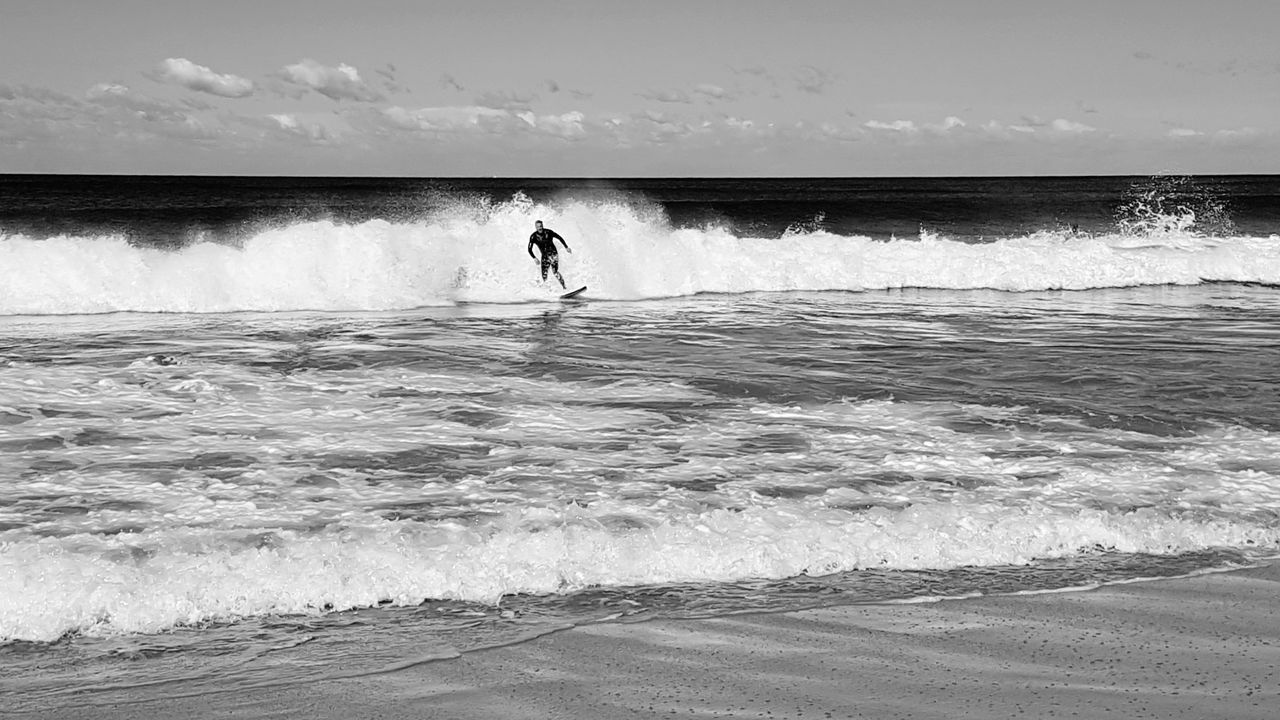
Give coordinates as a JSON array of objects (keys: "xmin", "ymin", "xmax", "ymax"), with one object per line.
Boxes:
[{"xmin": 528, "ymin": 227, "xmax": 568, "ymax": 286}]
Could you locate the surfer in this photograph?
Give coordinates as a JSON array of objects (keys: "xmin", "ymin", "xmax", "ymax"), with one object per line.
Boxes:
[{"xmin": 528, "ymin": 220, "xmax": 572, "ymax": 288}]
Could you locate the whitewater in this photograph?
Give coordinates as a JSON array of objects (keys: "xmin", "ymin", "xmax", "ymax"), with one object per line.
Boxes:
[
  {"xmin": 2, "ymin": 175, "xmax": 1280, "ymax": 708},
  {"xmin": 2, "ymin": 191, "xmax": 1279, "ymax": 315}
]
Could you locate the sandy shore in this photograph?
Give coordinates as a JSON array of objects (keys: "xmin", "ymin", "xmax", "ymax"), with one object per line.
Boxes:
[{"xmin": 47, "ymin": 563, "xmax": 1280, "ymax": 719}]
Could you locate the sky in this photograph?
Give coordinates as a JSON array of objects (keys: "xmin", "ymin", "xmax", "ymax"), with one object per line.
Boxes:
[{"xmin": 1, "ymin": 0, "xmax": 1278, "ymax": 176}]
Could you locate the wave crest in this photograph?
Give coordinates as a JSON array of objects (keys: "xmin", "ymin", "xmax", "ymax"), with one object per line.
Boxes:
[{"xmin": 2, "ymin": 193, "xmax": 1279, "ymax": 315}]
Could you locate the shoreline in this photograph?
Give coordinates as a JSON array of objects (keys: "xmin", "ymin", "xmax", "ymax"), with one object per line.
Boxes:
[{"xmin": 37, "ymin": 562, "xmax": 1279, "ymax": 719}]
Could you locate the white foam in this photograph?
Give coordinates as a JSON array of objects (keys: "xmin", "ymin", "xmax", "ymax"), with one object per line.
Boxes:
[
  {"xmin": 2, "ymin": 496, "xmax": 1276, "ymax": 643},
  {"xmin": 4, "ymin": 380, "xmax": 1280, "ymax": 642},
  {"xmin": 3, "ymin": 196, "xmax": 1279, "ymax": 315}
]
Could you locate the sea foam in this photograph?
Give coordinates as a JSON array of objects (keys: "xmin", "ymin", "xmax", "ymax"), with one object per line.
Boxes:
[
  {"xmin": 2, "ymin": 193, "xmax": 1279, "ymax": 315},
  {"xmin": 2, "ymin": 496, "xmax": 1276, "ymax": 642}
]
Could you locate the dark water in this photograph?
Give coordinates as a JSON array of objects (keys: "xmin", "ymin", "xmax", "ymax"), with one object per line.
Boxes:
[{"xmin": 4, "ymin": 174, "xmax": 1279, "ymax": 246}]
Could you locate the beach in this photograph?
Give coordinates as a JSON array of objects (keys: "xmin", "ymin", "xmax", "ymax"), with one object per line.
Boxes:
[
  {"xmin": 6, "ymin": 1, "xmax": 1280, "ymax": 716},
  {"xmin": 31, "ymin": 562, "xmax": 1274, "ymax": 719},
  {"xmin": 3, "ymin": 176, "xmax": 1280, "ymax": 717}
]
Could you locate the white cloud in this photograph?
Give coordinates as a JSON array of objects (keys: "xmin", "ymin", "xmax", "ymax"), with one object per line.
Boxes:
[
  {"xmin": 269, "ymin": 113, "xmax": 299, "ymax": 130},
  {"xmin": 1167, "ymin": 127, "xmax": 1202, "ymax": 138},
  {"xmin": 383, "ymin": 105, "xmax": 509, "ymax": 132},
  {"xmin": 694, "ymin": 83, "xmax": 729, "ymax": 100},
  {"xmin": 380, "ymin": 104, "xmax": 588, "ymax": 141},
  {"xmin": 282, "ymin": 59, "xmax": 383, "ymax": 102},
  {"xmin": 982, "ymin": 120, "xmax": 1035, "ymax": 134},
  {"xmin": 157, "ymin": 58, "xmax": 254, "ymax": 98},
  {"xmin": 268, "ymin": 113, "xmax": 334, "ymax": 142},
  {"xmin": 517, "ymin": 110, "xmax": 586, "ymax": 138},
  {"xmin": 820, "ymin": 122, "xmax": 861, "ymax": 142},
  {"xmin": 641, "ymin": 89, "xmax": 693, "ymax": 104},
  {"xmin": 84, "ymin": 83, "xmax": 191, "ymax": 122},
  {"xmin": 633, "ymin": 110, "xmax": 697, "ymax": 143},
  {"xmin": 974, "ymin": 118, "xmax": 1102, "ymax": 137},
  {"xmin": 86, "ymin": 83, "xmax": 130, "ymax": 99},
  {"xmin": 864, "ymin": 119, "xmax": 917, "ymax": 132},
  {"xmin": 1215, "ymin": 127, "xmax": 1259, "ymax": 138},
  {"xmin": 859, "ymin": 116, "xmax": 965, "ymax": 137},
  {"xmin": 1050, "ymin": 118, "xmax": 1095, "ymax": 133}
]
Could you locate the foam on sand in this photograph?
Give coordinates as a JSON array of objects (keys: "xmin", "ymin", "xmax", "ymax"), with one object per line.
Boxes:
[{"xmin": 20, "ymin": 563, "xmax": 1280, "ymax": 718}]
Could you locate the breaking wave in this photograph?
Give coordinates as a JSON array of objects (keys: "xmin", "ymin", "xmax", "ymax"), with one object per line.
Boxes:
[{"xmin": 1, "ymin": 192, "xmax": 1279, "ymax": 315}]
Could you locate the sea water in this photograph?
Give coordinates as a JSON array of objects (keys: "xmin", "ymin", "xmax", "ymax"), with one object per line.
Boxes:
[{"xmin": 2, "ymin": 176, "xmax": 1279, "ymax": 710}]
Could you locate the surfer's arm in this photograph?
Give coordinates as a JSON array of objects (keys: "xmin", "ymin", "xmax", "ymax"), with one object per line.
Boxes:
[
  {"xmin": 527, "ymin": 239, "xmax": 538, "ymax": 259},
  {"xmin": 550, "ymin": 230, "xmax": 570, "ymax": 252}
]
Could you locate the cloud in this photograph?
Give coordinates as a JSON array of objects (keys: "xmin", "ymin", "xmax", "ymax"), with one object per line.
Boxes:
[
  {"xmin": 475, "ymin": 90, "xmax": 537, "ymax": 111},
  {"xmin": 68, "ymin": 83, "xmax": 228, "ymax": 143},
  {"xmin": 384, "ymin": 105, "xmax": 506, "ymax": 131},
  {"xmin": 978, "ymin": 117, "xmax": 1096, "ymax": 136},
  {"xmin": 819, "ymin": 121, "xmax": 862, "ymax": 142},
  {"xmin": 0, "ymin": 84, "xmax": 76, "ymax": 105},
  {"xmin": 517, "ymin": 110, "xmax": 586, "ymax": 139},
  {"xmin": 640, "ymin": 89, "xmax": 693, "ymax": 104},
  {"xmin": 375, "ymin": 64, "xmax": 409, "ymax": 95},
  {"xmin": 731, "ymin": 64, "xmax": 772, "ymax": 79},
  {"xmin": 281, "ymin": 59, "xmax": 384, "ymax": 102},
  {"xmin": 85, "ymin": 83, "xmax": 192, "ymax": 122},
  {"xmin": 156, "ymin": 58, "xmax": 254, "ymax": 98},
  {"xmin": 1167, "ymin": 127, "xmax": 1202, "ymax": 138},
  {"xmin": 1050, "ymin": 118, "xmax": 1095, "ymax": 133},
  {"xmin": 379, "ymin": 104, "xmax": 587, "ymax": 141},
  {"xmin": 864, "ymin": 119, "xmax": 917, "ymax": 133},
  {"xmin": 1130, "ymin": 49, "xmax": 1278, "ymax": 77},
  {"xmin": 1214, "ymin": 127, "xmax": 1261, "ymax": 140},
  {"xmin": 794, "ymin": 65, "xmax": 835, "ymax": 94},
  {"xmin": 728, "ymin": 65, "xmax": 781, "ymax": 99},
  {"xmin": 441, "ymin": 74, "xmax": 465, "ymax": 92},
  {"xmin": 861, "ymin": 117, "xmax": 967, "ymax": 136},
  {"xmin": 694, "ymin": 84, "xmax": 729, "ymax": 101},
  {"xmin": 86, "ymin": 83, "xmax": 130, "ymax": 99},
  {"xmin": 267, "ymin": 113, "xmax": 335, "ymax": 142},
  {"xmin": 0, "ymin": 84, "xmax": 86, "ymax": 143},
  {"xmin": 936, "ymin": 116, "xmax": 966, "ymax": 132},
  {"xmin": 638, "ymin": 115, "xmax": 697, "ymax": 143}
]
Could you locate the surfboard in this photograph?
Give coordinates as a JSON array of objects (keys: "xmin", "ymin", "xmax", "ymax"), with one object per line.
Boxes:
[{"xmin": 560, "ymin": 286, "xmax": 587, "ymax": 300}]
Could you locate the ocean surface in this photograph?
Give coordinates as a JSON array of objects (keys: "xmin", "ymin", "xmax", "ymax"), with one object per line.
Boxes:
[{"xmin": 2, "ymin": 175, "xmax": 1280, "ymax": 710}]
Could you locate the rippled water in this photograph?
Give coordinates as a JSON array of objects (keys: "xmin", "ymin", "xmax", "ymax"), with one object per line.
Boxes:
[{"xmin": 3, "ymin": 285, "xmax": 1280, "ymax": 709}]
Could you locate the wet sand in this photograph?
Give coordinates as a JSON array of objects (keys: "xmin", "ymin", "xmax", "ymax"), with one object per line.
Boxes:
[{"xmin": 46, "ymin": 563, "xmax": 1280, "ymax": 719}]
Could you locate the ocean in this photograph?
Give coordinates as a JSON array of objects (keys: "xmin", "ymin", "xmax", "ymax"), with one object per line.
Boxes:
[{"xmin": 2, "ymin": 175, "xmax": 1279, "ymax": 711}]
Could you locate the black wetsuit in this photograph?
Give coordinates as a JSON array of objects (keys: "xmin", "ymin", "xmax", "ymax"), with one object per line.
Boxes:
[{"xmin": 528, "ymin": 228, "xmax": 567, "ymax": 285}]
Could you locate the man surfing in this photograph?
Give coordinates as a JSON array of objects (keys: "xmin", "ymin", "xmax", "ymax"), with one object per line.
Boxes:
[{"xmin": 527, "ymin": 220, "xmax": 572, "ymax": 288}]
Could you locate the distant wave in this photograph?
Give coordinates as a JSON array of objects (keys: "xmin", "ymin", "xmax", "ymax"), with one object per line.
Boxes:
[{"xmin": 2, "ymin": 193, "xmax": 1279, "ymax": 315}]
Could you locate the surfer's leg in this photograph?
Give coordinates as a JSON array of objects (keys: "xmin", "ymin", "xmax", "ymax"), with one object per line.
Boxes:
[
  {"xmin": 551, "ymin": 257, "xmax": 566, "ymax": 288},
  {"xmin": 540, "ymin": 255, "xmax": 550, "ymax": 281}
]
